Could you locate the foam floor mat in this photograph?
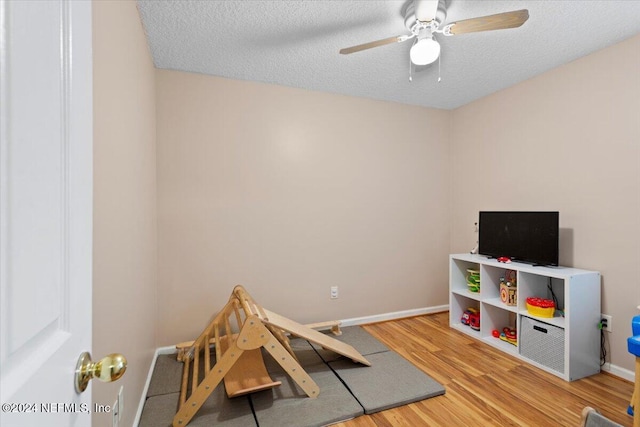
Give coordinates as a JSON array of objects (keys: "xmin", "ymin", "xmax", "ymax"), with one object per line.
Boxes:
[{"xmin": 139, "ymin": 326, "xmax": 445, "ymax": 426}]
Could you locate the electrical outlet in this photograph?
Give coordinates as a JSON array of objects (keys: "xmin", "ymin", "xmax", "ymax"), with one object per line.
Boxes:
[
  {"xmin": 601, "ymin": 314, "xmax": 612, "ymax": 332},
  {"xmin": 112, "ymin": 398, "xmax": 119, "ymax": 427},
  {"xmin": 330, "ymin": 286, "xmax": 338, "ymax": 299},
  {"xmin": 118, "ymin": 386, "xmax": 124, "ymax": 421}
]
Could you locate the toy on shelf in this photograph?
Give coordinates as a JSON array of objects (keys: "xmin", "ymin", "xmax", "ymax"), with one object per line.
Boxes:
[
  {"xmin": 526, "ymin": 297, "xmax": 555, "ymax": 318},
  {"xmin": 469, "ymin": 313, "xmax": 480, "ymax": 331},
  {"xmin": 461, "ymin": 308, "xmax": 475, "ymax": 325},
  {"xmin": 499, "ymin": 269, "xmax": 517, "ymax": 306},
  {"xmin": 461, "ymin": 308, "xmax": 480, "ymax": 330},
  {"xmin": 467, "ymin": 268, "xmax": 480, "ymax": 293},
  {"xmin": 493, "ymin": 327, "xmax": 517, "ymax": 346},
  {"xmin": 497, "ymin": 256, "xmax": 512, "ymax": 263}
]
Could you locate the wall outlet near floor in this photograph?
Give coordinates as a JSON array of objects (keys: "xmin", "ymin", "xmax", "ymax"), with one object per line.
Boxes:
[
  {"xmin": 118, "ymin": 386, "xmax": 124, "ymax": 421},
  {"xmin": 330, "ymin": 286, "xmax": 338, "ymax": 299},
  {"xmin": 112, "ymin": 398, "xmax": 119, "ymax": 427},
  {"xmin": 601, "ymin": 314, "xmax": 612, "ymax": 332}
]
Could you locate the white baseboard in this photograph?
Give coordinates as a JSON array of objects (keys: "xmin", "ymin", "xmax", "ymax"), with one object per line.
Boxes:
[
  {"xmin": 132, "ymin": 345, "xmax": 178, "ymax": 427},
  {"xmin": 340, "ymin": 305, "xmax": 449, "ymax": 327},
  {"xmin": 600, "ymin": 362, "xmax": 635, "ymax": 382}
]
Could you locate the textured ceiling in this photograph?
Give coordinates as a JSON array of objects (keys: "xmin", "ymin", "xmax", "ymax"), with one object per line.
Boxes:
[{"xmin": 137, "ymin": 0, "xmax": 640, "ymax": 110}]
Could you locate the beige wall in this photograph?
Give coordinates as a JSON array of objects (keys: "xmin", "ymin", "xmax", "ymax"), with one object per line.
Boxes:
[
  {"xmin": 92, "ymin": 1, "xmax": 157, "ymax": 426},
  {"xmin": 156, "ymin": 70, "xmax": 452, "ymax": 346},
  {"xmin": 451, "ymin": 34, "xmax": 640, "ymax": 372}
]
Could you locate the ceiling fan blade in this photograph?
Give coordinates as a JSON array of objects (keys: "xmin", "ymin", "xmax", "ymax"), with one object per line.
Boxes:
[
  {"xmin": 415, "ymin": 0, "xmax": 440, "ymax": 22},
  {"xmin": 447, "ymin": 9, "xmax": 529, "ymax": 35},
  {"xmin": 339, "ymin": 35, "xmax": 411, "ymax": 55}
]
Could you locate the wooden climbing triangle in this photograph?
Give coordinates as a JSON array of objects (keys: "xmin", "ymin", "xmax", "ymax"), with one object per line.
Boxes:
[{"xmin": 172, "ymin": 285, "xmax": 370, "ymax": 427}]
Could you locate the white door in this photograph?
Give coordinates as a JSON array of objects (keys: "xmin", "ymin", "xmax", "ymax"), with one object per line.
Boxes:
[{"xmin": 0, "ymin": 1, "xmax": 93, "ymax": 426}]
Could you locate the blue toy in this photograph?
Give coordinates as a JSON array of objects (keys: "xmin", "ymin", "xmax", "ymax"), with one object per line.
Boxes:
[{"xmin": 627, "ymin": 315, "xmax": 640, "ymax": 423}]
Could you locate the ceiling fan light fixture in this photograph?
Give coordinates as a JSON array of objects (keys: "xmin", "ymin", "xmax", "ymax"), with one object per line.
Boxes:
[{"xmin": 409, "ymin": 37, "xmax": 440, "ymax": 65}]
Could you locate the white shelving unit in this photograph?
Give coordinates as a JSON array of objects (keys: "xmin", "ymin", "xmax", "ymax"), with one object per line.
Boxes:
[{"xmin": 449, "ymin": 253, "xmax": 601, "ymax": 381}]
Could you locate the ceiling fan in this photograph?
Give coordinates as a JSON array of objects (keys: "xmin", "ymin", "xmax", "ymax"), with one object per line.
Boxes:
[{"xmin": 339, "ymin": 0, "xmax": 529, "ymax": 66}]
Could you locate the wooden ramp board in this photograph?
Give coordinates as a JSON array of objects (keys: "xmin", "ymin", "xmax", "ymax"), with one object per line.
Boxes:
[
  {"xmin": 218, "ymin": 336, "xmax": 281, "ymax": 398},
  {"xmin": 262, "ymin": 309, "xmax": 371, "ymax": 366}
]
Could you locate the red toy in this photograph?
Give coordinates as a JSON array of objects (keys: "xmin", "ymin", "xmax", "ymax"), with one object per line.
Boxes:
[
  {"xmin": 526, "ymin": 297, "xmax": 555, "ymax": 318},
  {"xmin": 500, "ymin": 327, "xmax": 517, "ymax": 346},
  {"xmin": 461, "ymin": 308, "xmax": 475, "ymax": 325},
  {"xmin": 461, "ymin": 308, "xmax": 480, "ymax": 330},
  {"xmin": 497, "ymin": 256, "xmax": 512, "ymax": 263},
  {"xmin": 469, "ymin": 312, "xmax": 480, "ymax": 330},
  {"xmin": 492, "ymin": 327, "xmax": 517, "ymax": 346}
]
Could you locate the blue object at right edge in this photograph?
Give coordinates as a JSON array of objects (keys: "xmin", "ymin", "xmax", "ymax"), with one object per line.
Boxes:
[{"xmin": 632, "ymin": 315, "xmax": 640, "ymax": 336}]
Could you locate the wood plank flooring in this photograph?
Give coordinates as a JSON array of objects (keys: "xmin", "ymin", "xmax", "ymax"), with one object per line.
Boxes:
[{"xmin": 333, "ymin": 312, "xmax": 634, "ymax": 427}]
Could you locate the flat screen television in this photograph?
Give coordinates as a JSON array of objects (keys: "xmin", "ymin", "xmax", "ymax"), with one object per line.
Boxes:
[{"xmin": 478, "ymin": 211, "xmax": 559, "ymax": 266}]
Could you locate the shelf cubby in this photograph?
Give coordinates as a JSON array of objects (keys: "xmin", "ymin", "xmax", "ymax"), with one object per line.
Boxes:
[
  {"xmin": 480, "ymin": 264, "xmax": 506, "ymax": 300},
  {"xmin": 449, "ymin": 292, "xmax": 481, "ymax": 339}
]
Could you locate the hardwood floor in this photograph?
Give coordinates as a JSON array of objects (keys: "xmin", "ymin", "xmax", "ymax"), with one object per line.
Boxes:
[{"xmin": 333, "ymin": 312, "xmax": 634, "ymax": 427}]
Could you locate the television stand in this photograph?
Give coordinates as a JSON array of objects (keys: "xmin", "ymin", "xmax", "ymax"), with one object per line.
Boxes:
[{"xmin": 449, "ymin": 254, "xmax": 601, "ymax": 381}]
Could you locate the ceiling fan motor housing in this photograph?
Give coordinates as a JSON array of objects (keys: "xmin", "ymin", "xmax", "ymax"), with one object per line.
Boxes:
[{"xmin": 404, "ymin": 0, "xmax": 447, "ymax": 32}]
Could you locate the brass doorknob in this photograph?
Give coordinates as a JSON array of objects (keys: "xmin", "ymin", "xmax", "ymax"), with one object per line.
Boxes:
[{"xmin": 75, "ymin": 352, "xmax": 127, "ymax": 393}]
